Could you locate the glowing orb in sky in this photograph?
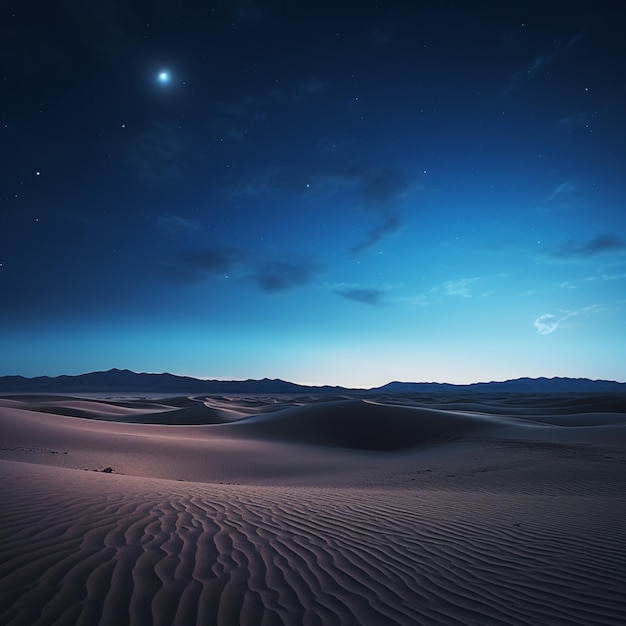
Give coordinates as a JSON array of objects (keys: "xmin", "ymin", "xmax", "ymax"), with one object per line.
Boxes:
[{"xmin": 157, "ymin": 70, "xmax": 171, "ymax": 85}]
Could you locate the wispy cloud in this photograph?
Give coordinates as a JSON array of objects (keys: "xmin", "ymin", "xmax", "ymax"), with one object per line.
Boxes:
[
  {"xmin": 156, "ymin": 214, "xmax": 201, "ymax": 232},
  {"xmin": 583, "ymin": 272, "xmax": 626, "ymax": 283},
  {"xmin": 351, "ymin": 213, "xmax": 401, "ymax": 254},
  {"xmin": 536, "ymin": 181, "xmax": 577, "ymax": 214},
  {"xmin": 336, "ymin": 287, "xmax": 385, "ymax": 306},
  {"xmin": 548, "ymin": 234, "xmax": 626, "ymax": 260},
  {"xmin": 291, "ymin": 78, "xmax": 329, "ymax": 103},
  {"xmin": 393, "ymin": 276, "xmax": 489, "ymax": 308},
  {"xmin": 161, "ymin": 247, "xmax": 322, "ymax": 293},
  {"xmin": 224, "ymin": 164, "xmax": 413, "ymax": 253},
  {"xmin": 394, "ymin": 294, "xmax": 432, "ymax": 308},
  {"xmin": 386, "ymin": 275, "xmax": 498, "ymax": 310},
  {"xmin": 443, "ymin": 277, "xmax": 481, "ymax": 298},
  {"xmin": 252, "ymin": 257, "xmax": 321, "ymax": 293},
  {"xmin": 545, "ymin": 181, "xmax": 574, "ymax": 203},
  {"xmin": 505, "ymin": 30, "xmax": 585, "ymax": 93},
  {"xmin": 558, "ymin": 111, "xmax": 591, "ymax": 129},
  {"xmin": 534, "ymin": 305, "xmax": 603, "ymax": 335},
  {"xmin": 346, "ymin": 167, "xmax": 410, "ymax": 253},
  {"xmin": 534, "ymin": 313, "xmax": 561, "ymax": 335},
  {"xmin": 521, "ymin": 272, "xmax": 626, "ymax": 296}
]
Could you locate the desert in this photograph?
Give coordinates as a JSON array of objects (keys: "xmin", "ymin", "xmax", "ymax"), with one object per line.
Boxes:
[
  {"xmin": 6, "ymin": 1, "xmax": 626, "ymax": 623},
  {"xmin": 1, "ymin": 391, "xmax": 625, "ymax": 625}
]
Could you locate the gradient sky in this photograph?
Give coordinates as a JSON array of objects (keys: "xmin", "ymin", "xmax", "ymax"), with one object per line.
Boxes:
[{"xmin": 2, "ymin": 1, "xmax": 625, "ymax": 387}]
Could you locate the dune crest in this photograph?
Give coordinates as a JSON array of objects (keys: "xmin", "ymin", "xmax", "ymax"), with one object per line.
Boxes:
[{"xmin": 225, "ymin": 399, "xmax": 509, "ymax": 450}]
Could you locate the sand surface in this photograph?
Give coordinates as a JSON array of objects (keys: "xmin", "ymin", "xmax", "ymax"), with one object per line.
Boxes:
[{"xmin": 1, "ymin": 393, "xmax": 625, "ymax": 625}]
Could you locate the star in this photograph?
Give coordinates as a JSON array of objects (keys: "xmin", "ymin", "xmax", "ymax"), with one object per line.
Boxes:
[{"xmin": 157, "ymin": 70, "xmax": 171, "ymax": 85}]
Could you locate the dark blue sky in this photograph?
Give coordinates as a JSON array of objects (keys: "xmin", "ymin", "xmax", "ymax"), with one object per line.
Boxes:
[{"xmin": 2, "ymin": 1, "xmax": 625, "ymax": 386}]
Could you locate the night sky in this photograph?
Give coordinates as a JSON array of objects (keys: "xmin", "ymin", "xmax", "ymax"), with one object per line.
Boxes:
[{"xmin": 2, "ymin": 1, "xmax": 625, "ymax": 387}]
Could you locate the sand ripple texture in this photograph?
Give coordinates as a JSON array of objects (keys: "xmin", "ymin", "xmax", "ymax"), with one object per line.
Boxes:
[{"xmin": 1, "ymin": 460, "xmax": 625, "ymax": 626}]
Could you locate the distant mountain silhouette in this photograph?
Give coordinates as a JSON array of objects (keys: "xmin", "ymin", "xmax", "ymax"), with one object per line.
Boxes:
[
  {"xmin": 0, "ymin": 368, "xmax": 348, "ymax": 394},
  {"xmin": 373, "ymin": 377, "xmax": 626, "ymax": 394},
  {"xmin": 0, "ymin": 368, "xmax": 624, "ymax": 394}
]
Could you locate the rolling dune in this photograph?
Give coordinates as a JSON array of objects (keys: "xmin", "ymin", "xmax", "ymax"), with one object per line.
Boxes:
[
  {"xmin": 222, "ymin": 399, "xmax": 512, "ymax": 450},
  {"xmin": 1, "ymin": 394, "xmax": 625, "ymax": 625}
]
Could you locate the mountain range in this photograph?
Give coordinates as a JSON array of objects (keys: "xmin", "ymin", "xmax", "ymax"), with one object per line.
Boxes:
[{"xmin": 0, "ymin": 368, "xmax": 625, "ymax": 394}]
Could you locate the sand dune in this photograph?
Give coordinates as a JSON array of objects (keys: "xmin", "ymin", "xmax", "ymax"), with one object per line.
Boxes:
[
  {"xmin": 222, "ymin": 399, "xmax": 514, "ymax": 450},
  {"xmin": 1, "ymin": 394, "xmax": 626, "ymax": 624}
]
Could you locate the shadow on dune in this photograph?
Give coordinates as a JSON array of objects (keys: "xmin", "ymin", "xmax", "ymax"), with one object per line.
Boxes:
[{"xmin": 222, "ymin": 399, "xmax": 506, "ymax": 451}]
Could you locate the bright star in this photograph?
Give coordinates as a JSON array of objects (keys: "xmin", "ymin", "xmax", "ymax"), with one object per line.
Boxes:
[{"xmin": 157, "ymin": 70, "xmax": 171, "ymax": 85}]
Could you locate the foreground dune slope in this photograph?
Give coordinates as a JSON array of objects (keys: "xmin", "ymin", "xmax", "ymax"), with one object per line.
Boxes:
[
  {"xmin": 1, "ymin": 395, "xmax": 626, "ymax": 625},
  {"xmin": 2, "ymin": 460, "xmax": 625, "ymax": 626}
]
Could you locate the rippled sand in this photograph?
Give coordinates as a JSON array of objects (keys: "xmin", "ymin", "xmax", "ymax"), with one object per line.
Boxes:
[{"xmin": 1, "ymin": 393, "xmax": 625, "ymax": 625}]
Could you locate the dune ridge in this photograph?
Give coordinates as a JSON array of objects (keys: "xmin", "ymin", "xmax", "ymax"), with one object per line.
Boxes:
[{"xmin": 1, "ymin": 393, "xmax": 625, "ymax": 624}]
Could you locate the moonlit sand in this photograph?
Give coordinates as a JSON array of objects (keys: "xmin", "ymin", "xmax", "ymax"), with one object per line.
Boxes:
[{"xmin": 1, "ymin": 393, "xmax": 625, "ymax": 625}]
